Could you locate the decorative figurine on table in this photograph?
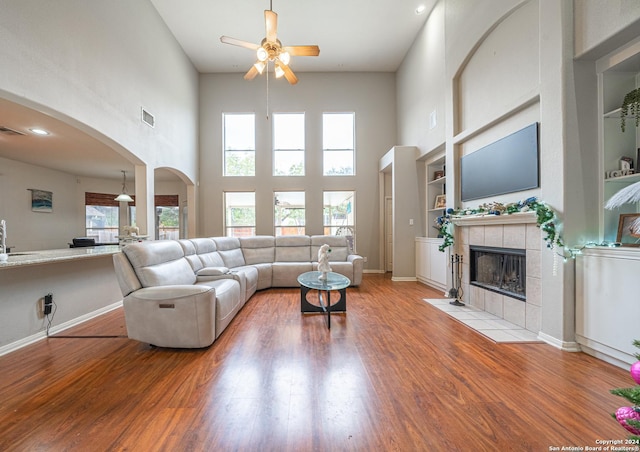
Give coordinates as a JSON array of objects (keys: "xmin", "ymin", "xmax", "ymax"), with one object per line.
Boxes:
[
  {"xmin": 0, "ymin": 219, "xmax": 7, "ymax": 262},
  {"xmin": 317, "ymin": 244, "xmax": 332, "ymax": 281}
]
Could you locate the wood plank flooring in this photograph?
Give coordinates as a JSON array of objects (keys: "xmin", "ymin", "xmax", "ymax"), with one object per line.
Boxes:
[{"xmin": 0, "ymin": 274, "xmax": 633, "ymax": 451}]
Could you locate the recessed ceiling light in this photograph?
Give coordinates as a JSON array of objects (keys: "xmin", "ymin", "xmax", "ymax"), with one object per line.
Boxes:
[
  {"xmin": 415, "ymin": 4, "xmax": 427, "ymax": 15},
  {"xmin": 29, "ymin": 128, "xmax": 49, "ymax": 136}
]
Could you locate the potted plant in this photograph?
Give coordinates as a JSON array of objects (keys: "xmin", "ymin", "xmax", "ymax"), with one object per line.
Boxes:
[{"xmin": 620, "ymin": 87, "xmax": 640, "ymax": 132}]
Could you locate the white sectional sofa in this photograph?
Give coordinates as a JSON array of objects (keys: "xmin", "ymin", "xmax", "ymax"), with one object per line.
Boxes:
[{"xmin": 112, "ymin": 235, "xmax": 363, "ymax": 348}]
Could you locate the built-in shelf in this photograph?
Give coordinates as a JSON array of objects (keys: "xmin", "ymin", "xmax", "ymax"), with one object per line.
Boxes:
[
  {"xmin": 604, "ymin": 172, "xmax": 640, "ymax": 184},
  {"xmin": 428, "ymin": 176, "xmax": 446, "ymax": 185}
]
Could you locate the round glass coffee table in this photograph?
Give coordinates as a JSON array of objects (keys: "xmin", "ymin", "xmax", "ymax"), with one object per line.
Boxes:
[{"xmin": 297, "ymin": 271, "xmax": 350, "ymax": 329}]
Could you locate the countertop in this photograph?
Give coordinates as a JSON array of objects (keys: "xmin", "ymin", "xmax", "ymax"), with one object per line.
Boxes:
[{"xmin": 0, "ymin": 246, "xmax": 121, "ymax": 269}]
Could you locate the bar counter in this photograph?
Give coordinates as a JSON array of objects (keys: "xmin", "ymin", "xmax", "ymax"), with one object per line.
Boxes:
[
  {"xmin": 0, "ymin": 246, "xmax": 121, "ymax": 268},
  {"xmin": 0, "ymin": 246, "xmax": 124, "ymax": 354}
]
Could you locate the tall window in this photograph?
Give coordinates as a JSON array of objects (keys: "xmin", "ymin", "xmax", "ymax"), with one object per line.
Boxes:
[
  {"xmin": 224, "ymin": 113, "xmax": 255, "ymax": 176},
  {"xmin": 273, "ymin": 113, "xmax": 305, "ymax": 176},
  {"xmin": 274, "ymin": 191, "xmax": 305, "ymax": 236},
  {"xmin": 323, "ymin": 112, "xmax": 355, "ymax": 175},
  {"xmin": 224, "ymin": 192, "xmax": 256, "ymax": 237},
  {"xmin": 323, "ymin": 191, "xmax": 356, "ymax": 251},
  {"xmin": 85, "ymin": 192, "xmax": 119, "ymax": 243}
]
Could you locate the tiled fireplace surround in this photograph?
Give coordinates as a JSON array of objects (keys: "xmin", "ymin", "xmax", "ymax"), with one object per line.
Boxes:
[{"xmin": 456, "ymin": 215, "xmax": 541, "ymax": 334}]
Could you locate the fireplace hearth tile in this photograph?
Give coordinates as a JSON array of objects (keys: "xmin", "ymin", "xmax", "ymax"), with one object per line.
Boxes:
[{"xmin": 423, "ymin": 298, "xmax": 543, "ymax": 344}]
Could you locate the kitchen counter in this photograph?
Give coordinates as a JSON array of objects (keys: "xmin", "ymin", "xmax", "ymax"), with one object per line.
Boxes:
[{"xmin": 0, "ymin": 246, "xmax": 121, "ymax": 269}]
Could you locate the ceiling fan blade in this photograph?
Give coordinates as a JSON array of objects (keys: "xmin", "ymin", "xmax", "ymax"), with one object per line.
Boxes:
[
  {"xmin": 265, "ymin": 10, "xmax": 278, "ymax": 42},
  {"xmin": 244, "ymin": 65, "xmax": 259, "ymax": 81},
  {"xmin": 281, "ymin": 64, "xmax": 298, "ymax": 85},
  {"xmin": 283, "ymin": 45, "xmax": 320, "ymax": 57},
  {"xmin": 220, "ymin": 35, "xmax": 259, "ymax": 51}
]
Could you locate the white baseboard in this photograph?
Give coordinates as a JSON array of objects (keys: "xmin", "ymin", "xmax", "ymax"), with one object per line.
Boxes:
[
  {"xmin": 0, "ymin": 301, "xmax": 123, "ymax": 357},
  {"xmin": 537, "ymin": 331, "xmax": 581, "ymax": 353},
  {"xmin": 391, "ymin": 276, "xmax": 417, "ymax": 282}
]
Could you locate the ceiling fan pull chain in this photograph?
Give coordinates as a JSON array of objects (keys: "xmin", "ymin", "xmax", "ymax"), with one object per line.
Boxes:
[{"xmin": 266, "ymin": 63, "xmax": 270, "ymax": 120}]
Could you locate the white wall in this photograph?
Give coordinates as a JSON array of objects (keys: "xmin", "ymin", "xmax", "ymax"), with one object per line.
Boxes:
[
  {"xmin": 0, "ymin": 157, "xmax": 83, "ymax": 251},
  {"xmin": 199, "ymin": 72, "xmax": 397, "ymax": 270},
  {"xmin": 574, "ymin": 0, "xmax": 640, "ymax": 59},
  {"xmin": 0, "ymin": 0, "xmax": 199, "ymax": 184},
  {"xmin": 396, "ymin": 1, "xmax": 446, "ymax": 155}
]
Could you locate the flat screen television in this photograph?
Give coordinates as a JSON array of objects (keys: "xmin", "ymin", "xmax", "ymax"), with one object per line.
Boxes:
[{"xmin": 461, "ymin": 122, "xmax": 539, "ymax": 202}]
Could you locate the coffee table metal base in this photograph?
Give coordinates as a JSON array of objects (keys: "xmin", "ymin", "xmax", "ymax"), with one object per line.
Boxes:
[{"xmin": 300, "ymin": 286, "xmax": 346, "ymax": 329}]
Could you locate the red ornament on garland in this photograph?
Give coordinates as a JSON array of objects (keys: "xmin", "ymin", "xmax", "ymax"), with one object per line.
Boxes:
[
  {"xmin": 616, "ymin": 406, "xmax": 640, "ymax": 435},
  {"xmin": 630, "ymin": 361, "xmax": 640, "ymax": 385}
]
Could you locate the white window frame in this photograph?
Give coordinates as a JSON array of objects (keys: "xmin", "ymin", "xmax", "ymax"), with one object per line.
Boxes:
[
  {"xmin": 223, "ymin": 113, "xmax": 256, "ymax": 177},
  {"xmin": 273, "ymin": 112, "xmax": 305, "ymax": 176},
  {"xmin": 322, "ymin": 112, "xmax": 355, "ymax": 176}
]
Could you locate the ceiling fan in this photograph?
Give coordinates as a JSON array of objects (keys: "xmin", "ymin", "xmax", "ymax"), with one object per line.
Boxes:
[{"xmin": 220, "ymin": 2, "xmax": 320, "ymax": 85}]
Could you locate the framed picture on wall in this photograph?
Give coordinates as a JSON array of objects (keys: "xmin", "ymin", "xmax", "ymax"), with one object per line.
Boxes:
[
  {"xmin": 434, "ymin": 194, "xmax": 446, "ymax": 210},
  {"xmin": 616, "ymin": 213, "xmax": 640, "ymax": 247},
  {"xmin": 29, "ymin": 189, "xmax": 53, "ymax": 213}
]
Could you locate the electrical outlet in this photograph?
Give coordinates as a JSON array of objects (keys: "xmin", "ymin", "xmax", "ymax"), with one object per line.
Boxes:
[
  {"xmin": 44, "ymin": 293, "xmax": 53, "ymax": 316},
  {"xmin": 363, "ymin": 256, "xmax": 368, "ymax": 263}
]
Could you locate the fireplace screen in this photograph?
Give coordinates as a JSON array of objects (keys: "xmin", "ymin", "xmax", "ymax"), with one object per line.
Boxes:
[{"xmin": 470, "ymin": 246, "xmax": 526, "ymax": 301}]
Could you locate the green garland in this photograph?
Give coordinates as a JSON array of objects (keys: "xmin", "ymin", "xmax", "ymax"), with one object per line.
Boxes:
[{"xmin": 434, "ymin": 197, "xmax": 564, "ymax": 252}]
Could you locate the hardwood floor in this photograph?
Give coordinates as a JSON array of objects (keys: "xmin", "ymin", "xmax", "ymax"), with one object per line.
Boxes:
[{"xmin": 0, "ymin": 274, "xmax": 632, "ymax": 451}]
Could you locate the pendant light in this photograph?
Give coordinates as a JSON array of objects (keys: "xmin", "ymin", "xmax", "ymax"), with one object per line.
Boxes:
[{"xmin": 114, "ymin": 170, "xmax": 134, "ymax": 203}]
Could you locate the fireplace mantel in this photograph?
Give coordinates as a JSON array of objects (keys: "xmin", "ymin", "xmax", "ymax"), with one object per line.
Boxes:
[{"xmin": 452, "ymin": 211, "xmax": 537, "ymax": 227}]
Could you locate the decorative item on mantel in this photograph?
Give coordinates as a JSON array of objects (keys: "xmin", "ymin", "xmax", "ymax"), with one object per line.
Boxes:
[
  {"xmin": 317, "ymin": 244, "xmax": 332, "ymax": 281},
  {"xmin": 0, "ymin": 219, "xmax": 7, "ymax": 262}
]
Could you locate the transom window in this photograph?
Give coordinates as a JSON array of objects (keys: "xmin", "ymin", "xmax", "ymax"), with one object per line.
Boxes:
[
  {"xmin": 273, "ymin": 113, "xmax": 305, "ymax": 176},
  {"xmin": 223, "ymin": 113, "xmax": 255, "ymax": 176},
  {"xmin": 224, "ymin": 192, "xmax": 256, "ymax": 237},
  {"xmin": 323, "ymin": 113, "xmax": 355, "ymax": 176},
  {"xmin": 274, "ymin": 191, "xmax": 305, "ymax": 236}
]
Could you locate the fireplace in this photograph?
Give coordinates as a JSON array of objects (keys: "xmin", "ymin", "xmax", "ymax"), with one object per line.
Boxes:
[{"xmin": 470, "ymin": 246, "xmax": 526, "ymax": 301}]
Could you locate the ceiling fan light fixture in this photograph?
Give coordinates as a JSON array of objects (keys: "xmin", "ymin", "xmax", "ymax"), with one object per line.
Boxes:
[
  {"xmin": 254, "ymin": 61, "xmax": 266, "ymax": 74},
  {"xmin": 279, "ymin": 51, "xmax": 290, "ymax": 65},
  {"xmin": 257, "ymin": 47, "xmax": 268, "ymax": 62},
  {"xmin": 275, "ymin": 63, "xmax": 285, "ymax": 78}
]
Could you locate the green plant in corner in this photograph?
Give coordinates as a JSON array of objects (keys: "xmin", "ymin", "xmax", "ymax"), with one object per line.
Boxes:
[{"xmin": 620, "ymin": 87, "xmax": 640, "ymax": 132}]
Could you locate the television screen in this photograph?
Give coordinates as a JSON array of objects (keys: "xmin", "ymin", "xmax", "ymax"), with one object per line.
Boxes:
[{"xmin": 461, "ymin": 123, "xmax": 539, "ymax": 202}]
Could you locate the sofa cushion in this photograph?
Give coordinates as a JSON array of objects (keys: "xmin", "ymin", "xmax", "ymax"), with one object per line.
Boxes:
[
  {"xmin": 275, "ymin": 235, "xmax": 311, "ymax": 262},
  {"xmin": 272, "ymin": 262, "xmax": 313, "ymax": 287},
  {"xmin": 311, "ymin": 235, "xmax": 349, "ymax": 261},
  {"xmin": 178, "ymin": 239, "xmax": 204, "ymax": 273},
  {"xmin": 123, "ymin": 241, "xmax": 196, "ymax": 287},
  {"xmin": 240, "ymin": 236, "xmax": 275, "ymax": 264},
  {"xmin": 199, "ymin": 279, "xmax": 243, "ymax": 338},
  {"xmin": 189, "ymin": 238, "xmax": 225, "ymax": 268},
  {"xmin": 213, "ymin": 237, "xmax": 246, "ymax": 268}
]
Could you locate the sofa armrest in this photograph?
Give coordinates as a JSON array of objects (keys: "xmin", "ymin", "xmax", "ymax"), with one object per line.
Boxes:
[
  {"xmin": 123, "ymin": 284, "xmax": 217, "ymax": 348},
  {"xmin": 125, "ymin": 284, "xmax": 215, "ymax": 302},
  {"xmin": 348, "ymin": 254, "xmax": 364, "ymax": 286}
]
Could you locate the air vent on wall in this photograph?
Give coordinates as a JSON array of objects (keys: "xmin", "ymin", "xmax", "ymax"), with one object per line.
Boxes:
[
  {"xmin": 141, "ymin": 108, "xmax": 155, "ymax": 128},
  {"xmin": 0, "ymin": 126, "xmax": 26, "ymax": 136}
]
